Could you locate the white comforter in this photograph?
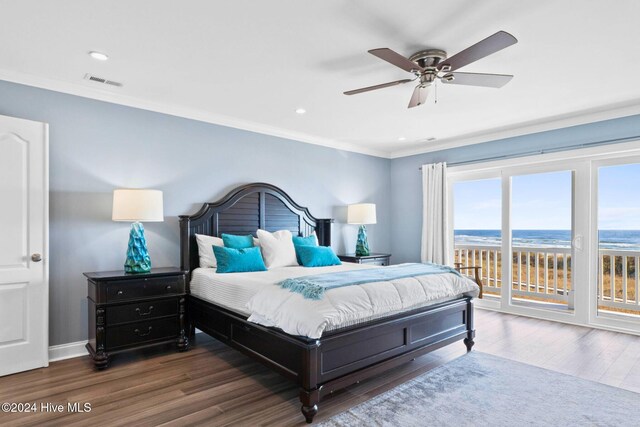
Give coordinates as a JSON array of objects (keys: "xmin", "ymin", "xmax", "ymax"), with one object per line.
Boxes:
[{"xmin": 246, "ymin": 263, "xmax": 479, "ymax": 339}]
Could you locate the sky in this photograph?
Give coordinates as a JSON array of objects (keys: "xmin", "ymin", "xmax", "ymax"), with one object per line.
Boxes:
[
  {"xmin": 598, "ymin": 163, "xmax": 640, "ymax": 229},
  {"xmin": 454, "ymin": 164, "xmax": 640, "ymax": 230}
]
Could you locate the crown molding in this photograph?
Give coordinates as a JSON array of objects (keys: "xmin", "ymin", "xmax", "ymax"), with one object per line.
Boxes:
[
  {"xmin": 0, "ymin": 69, "xmax": 391, "ymax": 159},
  {"xmin": 3, "ymin": 69, "xmax": 639, "ymax": 162},
  {"xmin": 389, "ymin": 100, "xmax": 640, "ymax": 159}
]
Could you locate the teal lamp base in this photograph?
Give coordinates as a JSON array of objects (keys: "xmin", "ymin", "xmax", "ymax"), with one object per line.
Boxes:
[
  {"xmin": 124, "ymin": 222, "xmax": 152, "ymax": 274},
  {"xmin": 355, "ymin": 225, "xmax": 370, "ymax": 256}
]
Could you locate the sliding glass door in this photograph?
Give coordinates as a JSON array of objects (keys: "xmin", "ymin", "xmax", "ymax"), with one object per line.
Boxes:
[
  {"xmin": 453, "ymin": 178, "xmax": 502, "ymax": 299},
  {"xmin": 449, "ymin": 143, "xmax": 640, "ymax": 333},
  {"xmin": 449, "ymin": 161, "xmax": 590, "ymax": 325},
  {"xmin": 510, "ymin": 171, "xmax": 575, "ymax": 312},
  {"xmin": 595, "ymin": 161, "xmax": 640, "ymax": 325}
]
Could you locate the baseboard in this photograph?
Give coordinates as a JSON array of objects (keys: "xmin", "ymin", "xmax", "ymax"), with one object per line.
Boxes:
[
  {"xmin": 48, "ymin": 340, "xmax": 89, "ymax": 362},
  {"xmin": 48, "ymin": 330, "xmax": 205, "ymax": 363}
]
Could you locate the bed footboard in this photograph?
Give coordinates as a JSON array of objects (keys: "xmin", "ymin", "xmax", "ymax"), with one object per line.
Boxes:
[
  {"xmin": 299, "ymin": 297, "xmax": 473, "ymax": 422},
  {"xmin": 188, "ymin": 295, "xmax": 474, "ymax": 424}
]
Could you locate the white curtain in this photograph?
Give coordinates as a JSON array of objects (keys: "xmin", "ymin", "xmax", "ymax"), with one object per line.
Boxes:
[{"xmin": 421, "ymin": 162, "xmax": 449, "ymax": 265}]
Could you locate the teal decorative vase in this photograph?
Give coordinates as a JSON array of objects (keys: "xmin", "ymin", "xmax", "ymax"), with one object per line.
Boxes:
[
  {"xmin": 124, "ymin": 222, "xmax": 152, "ymax": 273},
  {"xmin": 355, "ymin": 225, "xmax": 370, "ymax": 256}
]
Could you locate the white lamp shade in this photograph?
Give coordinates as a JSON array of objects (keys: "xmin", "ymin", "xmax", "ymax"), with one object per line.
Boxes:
[
  {"xmin": 347, "ymin": 203, "xmax": 377, "ymax": 225},
  {"xmin": 112, "ymin": 189, "xmax": 164, "ymax": 222}
]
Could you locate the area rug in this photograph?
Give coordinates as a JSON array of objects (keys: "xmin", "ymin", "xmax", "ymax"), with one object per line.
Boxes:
[{"xmin": 319, "ymin": 352, "xmax": 640, "ymax": 427}]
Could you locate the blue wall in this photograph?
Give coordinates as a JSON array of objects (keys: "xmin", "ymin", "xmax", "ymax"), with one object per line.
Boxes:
[
  {"xmin": 4, "ymin": 75, "xmax": 640, "ymax": 346},
  {"xmin": 0, "ymin": 80, "xmax": 391, "ymax": 346},
  {"xmin": 390, "ymin": 114, "xmax": 640, "ymax": 263}
]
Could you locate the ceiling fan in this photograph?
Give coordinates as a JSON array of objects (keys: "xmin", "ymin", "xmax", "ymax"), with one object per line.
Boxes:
[{"xmin": 344, "ymin": 31, "xmax": 518, "ymax": 108}]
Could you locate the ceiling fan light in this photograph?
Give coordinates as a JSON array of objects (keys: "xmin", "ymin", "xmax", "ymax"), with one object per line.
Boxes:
[{"xmin": 89, "ymin": 51, "xmax": 109, "ymax": 61}]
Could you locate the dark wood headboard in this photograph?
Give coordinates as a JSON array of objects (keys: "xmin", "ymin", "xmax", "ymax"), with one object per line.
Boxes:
[{"xmin": 179, "ymin": 183, "xmax": 333, "ymax": 274}]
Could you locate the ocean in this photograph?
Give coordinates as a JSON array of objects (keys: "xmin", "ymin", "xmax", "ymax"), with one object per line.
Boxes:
[{"xmin": 454, "ymin": 230, "xmax": 640, "ymax": 251}]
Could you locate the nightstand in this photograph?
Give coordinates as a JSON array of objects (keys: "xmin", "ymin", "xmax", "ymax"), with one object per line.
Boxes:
[
  {"xmin": 338, "ymin": 253, "xmax": 391, "ymax": 266},
  {"xmin": 84, "ymin": 267, "xmax": 188, "ymax": 369}
]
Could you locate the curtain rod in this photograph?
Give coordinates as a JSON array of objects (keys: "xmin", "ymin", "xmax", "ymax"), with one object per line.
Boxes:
[{"xmin": 417, "ymin": 134, "xmax": 640, "ymax": 170}]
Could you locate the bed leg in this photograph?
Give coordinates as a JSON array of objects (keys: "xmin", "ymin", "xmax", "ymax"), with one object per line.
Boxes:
[
  {"xmin": 465, "ymin": 299, "xmax": 475, "ymax": 352},
  {"xmin": 185, "ymin": 299, "xmax": 196, "ymax": 339},
  {"xmin": 300, "ymin": 388, "xmax": 319, "ymax": 424},
  {"xmin": 464, "ymin": 334, "xmax": 475, "ymax": 352},
  {"xmin": 177, "ymin": 297, "xmax": 190, "ymax": 352}
]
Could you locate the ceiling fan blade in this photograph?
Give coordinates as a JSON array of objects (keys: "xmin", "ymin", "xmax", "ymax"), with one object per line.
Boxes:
[
  {"xmin": 408, "ymin": 85, "xmax": 429, "ymax": 108},
  {"xmin": 343, "ymin": 79, "xmax": 413, "ymax": 95},
  {"xmin": 441, "ymin": 72, "xmax": 513, "ymax": 88},
  {"xmin": 438, "ymin": 31, "xmax": 517, "ymax": 72},
  {"xmin": 368, "ymin": 48, "xmax": 424, "ymax": 73}
]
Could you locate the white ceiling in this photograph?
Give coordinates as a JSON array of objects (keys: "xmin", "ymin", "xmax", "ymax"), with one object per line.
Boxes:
[{"xmin": 1, "ymin": 0, "xmax": 640, "ymax": 158}]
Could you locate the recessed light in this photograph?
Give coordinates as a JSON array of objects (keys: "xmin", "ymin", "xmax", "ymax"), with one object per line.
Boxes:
[
  {"xmin": 398, "ymin": 137, "xmax": 406, "ymax": 141},
  {"xmin": 89, "ymin": 51, "xmax": 109, "ymax": 61},
  {"xmin": 295, "ymin": 108, "xmax": 306, "ymax": 115}
]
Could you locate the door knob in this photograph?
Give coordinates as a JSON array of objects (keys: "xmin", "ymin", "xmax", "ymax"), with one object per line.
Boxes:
[{"xmin": 31, "ymin": 253, "xmax": 42, "ymax": 262}]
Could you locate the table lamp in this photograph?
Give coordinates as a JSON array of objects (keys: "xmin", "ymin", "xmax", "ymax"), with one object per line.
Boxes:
[
  {"xmin": 347, "ymin": 203, "xmax": 376, "ymax": 256},
  {"xmin": 112, "ymin": 189, "xmax": 164, "ymax": 273}
]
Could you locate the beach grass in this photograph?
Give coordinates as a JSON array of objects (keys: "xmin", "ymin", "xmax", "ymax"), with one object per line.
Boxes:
[{"xmin": 455, "ymin": 249, "xmax": 640, "ymax": 316}]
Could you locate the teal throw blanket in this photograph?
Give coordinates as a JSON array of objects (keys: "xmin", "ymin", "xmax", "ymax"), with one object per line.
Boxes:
[{"xmin": 280, "ymin": 262, "xmax": 461, "ymax": 300}]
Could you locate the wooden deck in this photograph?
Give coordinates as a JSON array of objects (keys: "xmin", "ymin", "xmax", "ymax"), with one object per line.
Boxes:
[{"xmin": 2, "ymin": 309, "xmax": 640, "ymax": 426}]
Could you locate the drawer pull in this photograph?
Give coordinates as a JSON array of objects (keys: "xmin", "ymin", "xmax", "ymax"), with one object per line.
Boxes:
[
  {"xmin": 134, "ymin": 326, "xmax": 153, "ymax": 337},
  {"xmin": 165, "ymin": 285, "xmax": 172, "ymax": 291},
  {"xmin": 117, "ymin": 290, "xmax": 124, "ymax": 296},
  {"xmin": 135, "ymin": 306, "xmax": 154, "ymax": 316}
]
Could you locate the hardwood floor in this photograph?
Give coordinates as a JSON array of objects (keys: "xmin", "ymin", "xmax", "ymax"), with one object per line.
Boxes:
[{"xmin": 2, "ymin": 309, "xmax": 640, "ymax": 426}]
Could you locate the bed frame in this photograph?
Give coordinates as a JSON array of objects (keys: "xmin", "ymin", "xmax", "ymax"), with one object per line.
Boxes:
[{"xmin": 179, "ymin": 183, "xmax": 475, "ymax": 423}]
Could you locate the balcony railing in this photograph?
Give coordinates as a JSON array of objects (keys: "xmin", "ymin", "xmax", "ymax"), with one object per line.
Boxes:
[
  {"xmin": 454, "ymin": 244, "xmax": 640, "ymax": 315},
  {"xmin": 599, "ymin": 250, "xmax": 640, "ymax": 311}
]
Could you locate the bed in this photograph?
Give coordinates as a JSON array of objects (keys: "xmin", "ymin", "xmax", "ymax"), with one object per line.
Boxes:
[{"xmin": 179, "ymin": 183, "xmax": 477, "ymax": 423}]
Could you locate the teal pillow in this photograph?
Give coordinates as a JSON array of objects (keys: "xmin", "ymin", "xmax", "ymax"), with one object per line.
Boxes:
[
  {"xmin": 296, "ymin": 246, "xmax": 342, "ymax": 267},
  {"xmin": 292, "ymin": 234, "xmax": 318, "ymax": 264},
  {"xmin": 213, "ymin": 246, "xmax": 267, "ymax": 273},
  {"xmin": 222, "ymin": 233, "xmax": 254, "ymax": 249}
]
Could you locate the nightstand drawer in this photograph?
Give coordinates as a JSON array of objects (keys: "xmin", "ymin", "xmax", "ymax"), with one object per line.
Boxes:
[
  {"xmin": 106, "ymin": 298, "xmax": 178, "ymax": 325},
  {"xmin": 338, "ymin": 253, "xmax": 391, "ymax": 266},
  {"xmin": 106, "ymin": 318, "xmax": 178, "ymax": 349},
  {"xmin": 105, "ymin": 276, "xmax": 185, "ymax": 302}
]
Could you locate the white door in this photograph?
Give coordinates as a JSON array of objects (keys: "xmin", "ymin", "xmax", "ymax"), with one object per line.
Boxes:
[{"xmin": 0, "ymin": 114, "xmax": 48, "ymax": 376}]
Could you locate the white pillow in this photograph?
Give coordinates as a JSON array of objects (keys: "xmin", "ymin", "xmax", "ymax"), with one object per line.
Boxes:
[
  {"xmin": 256, "ymin": 229, "xmax": 298, "ymax": 269},
  {"xmin": 195, "ymin": 233, "xmax": 224, "ymax": 268}
]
